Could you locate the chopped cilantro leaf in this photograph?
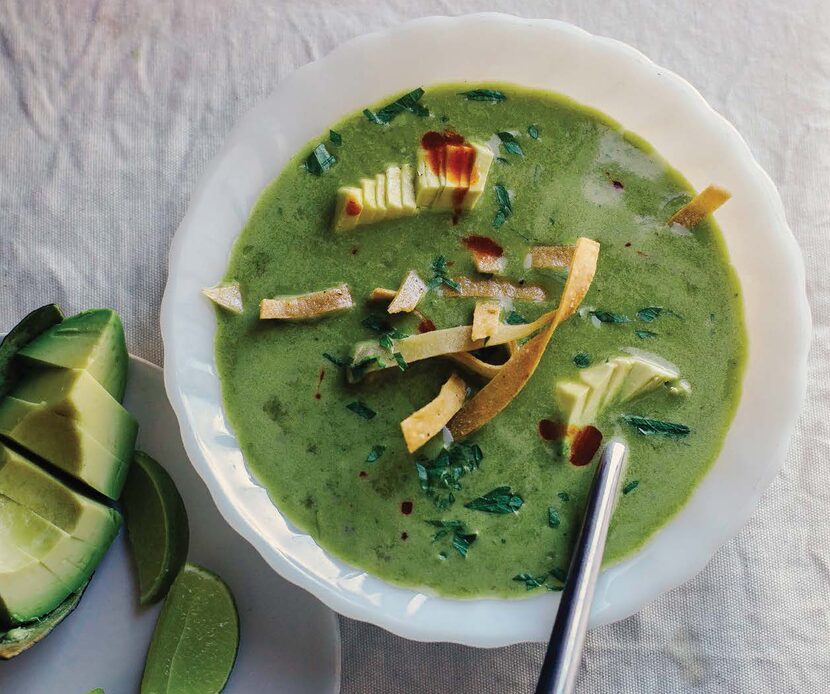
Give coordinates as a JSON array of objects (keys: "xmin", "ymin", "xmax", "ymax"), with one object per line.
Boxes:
[
  {"xmin": 348, "ymin": 356, "xmax": 379, "ymax": 381},
  {"xmin": 458, "ymin": 89, "xmax": 507, "ymax": 102},
  {"xmin": 549, "ymin": 567, "xmax": 568, "ymax": 583},
  {"xmin": 590, "ymin": 310, "xmax": 631, "ymax": 324},
  {"xmin": 496, "ymin": 131, "xmax": 524, "ymax": 157},
  {"xmin": 393, "ymin": 352, "xmax": 408, "ymax": 371},
  {"xmin": 464, "ymin": 486, "xmax": 523, "ymax": 514},
  {"xmin": 621, "ymin": 415, "xmax": 690, "ymax": 438},
  {"xmin": 426, "ymin": 519, "xmax": 476, "ymax": 558},
  {"xmin": 415, "ymin": 442, "xmax": 483, "ymax": 510},
  {"xmin": 513, "ymin": 573, "xmax": 548, "ymax": 590},
  {"xmin": 622, "ymin": 480, "xmax": 639, "ymax": 495},
  {"xmin": 573, "ymin": 352, "xmax": 591, "ymax": 368},
  {"xmin": 635, "ymin": 329, "xmax": 658, "ymax": 339},
  {"xmin": 428, "ymin": 255, "xmax": 461, "ymax": 292},
  {"xmin": 361, "ymin": 313, "xmax": 397, "ymax": 334},
  {"xmin": 379, "ymin": 333, "xmax": 394, "ymax": 351},
  {"xmin": 364, "ymin": 87, "xmax": 428, "ymax": 124},
  {"xmin": 346, "ymin": 400, "xmax": 376, "ymax": 420},
  {"xmin": 492, "ymin": 184, "xmax": 512, "ymax": 228},
  {"xmin": 304, "ymin": 143, "xmax": 337, "ymax": 176},
  {"xmin": 492, "ymin": 209, "xmax": 508, "ymax": 228},
  {"xmin": 505, "ymin": 310, "xmax": 528, "ymax": 325},
  {"xmin": 495, "ymin": 156, "xmax": 510, "ymax": 165},
  {"xmin": 322, "ymin": 352, "xmax": 352, "ymax": 367},
  {"xmin": 557, "ymin": 491, "xmax": 570, "ymax": 502},
  {"xmin": 329, "ymin": 129, "xmax": 342, "ymax": 145},
  {"xmin": 365, "ymin": 445, "xmax": 386, "ymax": 463},
  {"xmin": 528, "ymin": 124, "xmax": 540, "ymax": 139},
  {"xmin": 548, "ymin": 507, "xmax": 561, "ymax": 528},
  {"xmin": 637, "ymin": 306, "xmax": 663, "ymax": 322},
  {"xmin": 452, "ymin": 531, "xmax": 477, "ymax": 558}
]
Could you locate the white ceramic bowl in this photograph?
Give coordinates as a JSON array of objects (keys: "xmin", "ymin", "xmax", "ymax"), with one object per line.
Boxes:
[{"xmin": 161, "ymin": 14, "xmax": 810, "ymax": 646}]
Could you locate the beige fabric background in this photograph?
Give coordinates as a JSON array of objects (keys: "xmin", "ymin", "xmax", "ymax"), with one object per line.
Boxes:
[{"xmin": 1, "ymin": 1, "xmax": 828, "ymax": 692}]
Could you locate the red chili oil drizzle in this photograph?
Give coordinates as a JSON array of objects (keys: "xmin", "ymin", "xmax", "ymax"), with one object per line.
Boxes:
[
  {"xmin": 417, "ymin": 318, "xmax": 436, "ymax": 333},
  {"xmin": 538, "ymin": 419, "xmax": 565, "ymax": 441},
  {"xmin": 314, "ymin": 367, "xmax": 325, "ymax": 400},
  {"xmin": 420, "ymin": 131, "xmax": 477, "ymax": 216},
  {"xmin": 345, "ymin": 198, "xmax": 361, "ymax": 216},
  {"xmin": 401, "ymin": 501, "xmax": 413, "ymax": 515},
  {"xmin": 569, "ymin": 426, "xmax": 603, "ymax": 466},
  {"xmin": 359, "ymin": 470, "xmax": 368, "ymax": 478},
  {"xmin": 463, "ymin": 235, "xmax": 504, "ymax": 259}
]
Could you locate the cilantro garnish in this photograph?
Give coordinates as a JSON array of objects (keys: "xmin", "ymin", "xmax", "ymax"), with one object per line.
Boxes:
[
  {"xmin": 346, "ymin": 400, "xmax": 376, "ymax": 420},
  {"xmin": 573, "ymin": 352, "xmax": 591, "ymax": 368},
  {"xmin": 549, "ymin": 567, "xmax": 568, "ymax": 583},
  {"xmin": 427, "ymin": 255, "xmax": 461, "ymax": 292},
  {"xmin": 622, "ymin": 480, "xmax": 639, "ymax": 495},
  {"xmin": 426, "ymin": 520, "xmax": 477, "ymax": 558},
  {"xmin": 304, "ymin": 143, "xmax": 337, "ymax": 176},
  {"xmin": 464, "ymin": 486, "xmax": 523, "ymax": 514},
  {"xmin": 495, "ymin": 156, "xmax": 510, "ymax": 165},
  {"xmin": 513, "ymin": 573, "xmax": 548, "ymax": 590},
  {"xmin": 505, "ymin": 311, "xmax": 528, "ymax": 325},
  {"xmin": 364, "ymin": 88, "xmax": 428, "ymax": 124},
  {"xmin": 322, "ymin": 352, "xmax": 352, "ymax": 367},
  {"xmin": 621, "ymin": 415, "xmax": 690, "ymax": 438},
  {"xmin": 329, "ymin": 129, "xmax": 342, "ymax": 145},
  {"xmin": 590, "ymin": 310, "xmax": 631, "ymax": 324},
  {"xmin": 637, "ymin": 306, "xmax": 663, "ymax": 322},
  {"xmin": 361, "ymin": 313, "xmax": 392, "ymax": 333},
  {"xmin": 528, "ymin": 124, "xmax": 540, "ymax": 139},
  {"xmin": 366, "ymin": 445, "xmax": 386, "ymax": 463},
  {"xmin": 547, "ymin": 507, "xmax": 561, "ymax": 528},
  {"xmin": 415, "ymin": 442, "xmax": 483, "ymax": 510},
  {"xmin": 458, "ymin": 89, "xmax": 506, "ymax": 102},
  {"xmin": 492, "ymin": 184, "xmax": 512, "ymax": 228},
  {"xmin": 557, "ymin": 491, "xmax": 570, "ymax": 502},
  {"xmin": 392, "ymin": 352, "xmax": 408, "ymax": 371},
  {"xmin": 496, "ymin": 131, "xmax": 524, "ymax": 157},
  {"xmin": 635, "ymin": 329, "xmax": 658, "ymax": 339},
  {"xmin": 348, "ymin": 356, "xmax": 380, "ymax": 381}
]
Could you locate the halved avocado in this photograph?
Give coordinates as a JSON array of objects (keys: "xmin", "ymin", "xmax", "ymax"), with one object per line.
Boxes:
[
  {"xmin": 0, "ymin": 304, "xmax": 63, "ymax": 400},
  {"xmin": 17, "ymin": 309, "xmax": 128, "ymax": 402},
  {"xmin": 0, "ymin": 369, "xmax": 137, "ymax": 499}
]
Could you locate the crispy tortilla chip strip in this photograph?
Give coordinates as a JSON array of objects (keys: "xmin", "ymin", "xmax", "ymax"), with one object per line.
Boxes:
[
  {"xmin": 260, "ymin": 283, "xmax": 353, "ymax": 320},
  {"xmin": 471, "ymin": 300, "xmax": 501, "ymax": 341},
  {"xmin": 445, "ymin": 352, "xmax": 503, "ymax": 380},
  {"xmin": 388, "ymin": 270, "xmax": 428, "ymax": 314},
  {"xmin": 471, "ymin": 254, "xmax": 507, "ymax": 275},
  {"xmin": 400, "ymin": 373, "xmax": 467, "ymax": 453},
  {"xmin": 668, "ymin": 185, "xmax": 731, "ymax": 227},
  {"xmin": 368, "ymin": 287, "xmax": 397, "ymax": 302},
  {"xmin": 448, "ymin": 237, "xmax": 600, "ymax": 439},
  {"xmin": 527, "ymin": 245, "xmax": 574, "ymax": 269},
  {"xmin": 444, "ymin": 277, "xmax": 546, "ymax": 302},
  {"xmin": 202, "ymin": 282, "xmax": 243, "ymax": 314}
]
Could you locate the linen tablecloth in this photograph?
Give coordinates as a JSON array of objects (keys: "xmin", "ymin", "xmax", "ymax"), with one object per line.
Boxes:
[{"xmin": 1, "ymin": 1, "xmax": 828, "ymax": 691}]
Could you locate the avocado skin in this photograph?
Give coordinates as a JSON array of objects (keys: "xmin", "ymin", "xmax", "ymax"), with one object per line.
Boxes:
[{"xmin": 0, "ymin": 304, "xmax": 63, "ymax": 400}]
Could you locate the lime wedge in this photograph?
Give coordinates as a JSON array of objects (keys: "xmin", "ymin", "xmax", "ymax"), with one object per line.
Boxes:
[
  {"xmin": 141, "ymin": 564, "xmax": 239, "ymax": 694},
  {"xmin": 122, "ymin": 451, "xmax": 189, "ymax": 605}
]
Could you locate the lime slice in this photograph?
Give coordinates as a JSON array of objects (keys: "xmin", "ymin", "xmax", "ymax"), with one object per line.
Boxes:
[
  {"xmin": 141, "ymin": 564, "xmax": 239, "ymax": 694},
  {"xmin": 122, "ymin": 451, "xmax": 189, "ymax": 605}
]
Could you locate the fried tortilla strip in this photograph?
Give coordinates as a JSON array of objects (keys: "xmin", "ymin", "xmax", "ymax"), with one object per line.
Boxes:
[
  {"xmin": 445, "ymin": 352, "xmax": 503, "ymax": 380},
  {"xmin": 471, "ymin": 254, "xmax": 506, "ymax": 275},
  {"xmin": 400, "ymin": 373, "xmax": 467, "ymax": 453},
  {"xmin": 668, "ymin": 185, "xmax": 731, "ymax": 227},
  {"xmin": 368, "ymin": 287, "xmax": 397, "ymax": 302},
  {"xmin": 388, "ymin": 270, "xmax": 428, "ymax": 314},
  {"xmin": 260, "ymin": 283, "xmax": 353, "ymax": 320},
  {"xmin": 448, "ymin": 237, "xmax": 600, "ymax": 439},
  {"xmin": 444, "ymin": 277, "xmax": 546, "ymax": 302},
  {"xmin": 202, "ymin": 282, "xmax": 243, "ymax": 314},
  {"xmin": 471, "ymin": 300, "xmax": 501, "ymax": 341},
  {"xmin": 527, "ymin": 245, "xmax": 574, "ymax": 269}
]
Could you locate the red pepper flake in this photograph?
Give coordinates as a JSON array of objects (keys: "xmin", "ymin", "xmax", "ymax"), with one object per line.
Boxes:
[
  {"xmin": 624, "ymin": 242, "xmax": 632, "ymax": 248},
  {"xmin": 359, "ymin": 470, "xmax": 368, "ymax": 478},
  {"xmin": 351, "ymin": 246, "xmax": 359, "ymax": 255},
  {"xmin": 417, "ymin": 319, "xmax": 436, "ymax": 333},
  {"xmin": 462, "ymin": 235, "xmax": 504, "ymax": 258},
  {"xmin": 401, "ymin": 501, "xmax": 413, "ymax": 515},
  {"xmin": 612, "ymin": 180, "xmax": 624, "ymax": 190},
  {"xmin": 570, "ymin": 426, "xmax": 603, "ymax": 466},
  {"xmin": 345, "ymin": 199, "xmax": 362, "ymax": 216},
  {"xmin": 538, "ymin": 419, "xmax": 565, "ymax": 441},
  {"xmin": 401, "ymin": 531, "xmax": 409, "ymax": 541},
  {"xmin": 314, "ymin": 367, "xmax": 325, "ymax": 400}
]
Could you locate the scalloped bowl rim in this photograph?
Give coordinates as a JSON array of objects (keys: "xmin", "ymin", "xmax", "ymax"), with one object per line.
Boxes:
[{"xmin": 160, "ymin": 13, "xmax": 810, "ymax": 646}]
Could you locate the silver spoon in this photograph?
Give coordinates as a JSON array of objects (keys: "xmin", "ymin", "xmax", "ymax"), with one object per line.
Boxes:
[{"xmin": 534, "ymin": 439, "xmax": 628, "ymax": 694}]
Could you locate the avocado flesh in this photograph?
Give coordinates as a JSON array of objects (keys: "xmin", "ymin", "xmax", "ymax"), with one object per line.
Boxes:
[
  {"xmin": 17, "ymin": 309, "xmax": 128, "ymax": 402},
  {"xmin": 0, "ymin": 369, "xmax": 137, "ymax": 498},
  {"xmin": 0, "ymin": 304, "xmax": 63, "ymax": 400}
]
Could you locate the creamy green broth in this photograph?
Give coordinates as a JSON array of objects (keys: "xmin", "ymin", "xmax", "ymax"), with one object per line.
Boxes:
[{"xmin": 215, "ymin": 84, "xmax": 746, "ymax": 597}]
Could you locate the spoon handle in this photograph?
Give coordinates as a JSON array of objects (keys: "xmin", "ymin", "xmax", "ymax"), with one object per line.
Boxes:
[{"xmin": 534, "ymin": 440, "xmax": 628, "ymax": 694}]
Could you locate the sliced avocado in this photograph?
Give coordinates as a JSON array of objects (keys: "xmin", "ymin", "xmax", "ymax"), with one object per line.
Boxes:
[
  {"xmin": 0, "ymin": 304, "xmax": 63, "ymax": 400},
  {"xmin": 462, "ymin": 143, "xmax": 495, "ymax": 210},
  {"xmin": 415, "ymin": 146, "xmax": 443, "ymax": 207},
  {"xmin": 17, "ymin": 309, "xmax": 128, "ymax": 402},
  {"xmin": 384, "ymin": 165, "xmax": 404, "ymax": 218},
  {"xmin": 331, "ymin": 187, "xmax": 363, "ymax": 232},
  {"xmin": 374, "ymin": 172, "xmax": 388, "ymax": 220},
  {"xmin": 401, "ymin": 163, "xmax": 417, "ymax": 214},
  {"xmin": 579, "ymin": 361, "xmax": 619, "ymax": 425},
  {"xmin": 616, "ymin": 359, "xmax": 678, "ymax": 403},
  {"xmin": 554, "ymin": 381, "xmax": 590, "ymax": 426},
  {"xmin": 600, "ymin": 356, "xmax": 634, "ymax": 410},
  {"xmin": 359, "ymin": 178, "xmax": 379, "ymax": 225},
  {"xmin": 0, "ymin": 581, "xmax": 86, "ymax": 659}
]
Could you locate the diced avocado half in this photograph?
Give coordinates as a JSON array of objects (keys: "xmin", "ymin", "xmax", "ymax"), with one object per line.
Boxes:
[
  {"xmin": 0, "ymin": 368, "xmax": 137, "ymax": 499},
  {"xmin": 0, "ymin": 444, "xmax": 121, "ymax": 628},
  {"xmin": 0, "ymin": 304, "xmax": 63, "ymax": 400},
  {"xmin": 18, "ymin": 308, "xmax": 128, "ymax": 402}
]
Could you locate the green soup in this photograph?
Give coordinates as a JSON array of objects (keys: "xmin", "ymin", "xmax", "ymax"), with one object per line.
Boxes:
[{"xmin": 215, "ymin": 84, "xmax": 746, "ymax": 598}]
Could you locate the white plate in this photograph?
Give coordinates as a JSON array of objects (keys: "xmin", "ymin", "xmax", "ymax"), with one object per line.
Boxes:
[
  {"xmin": 160, "ymin": 14, "xmax": 811, "ymax": 646},
  {"xmin": 0, "ymin": 357, "xmax": 341, "ymax": 694}
]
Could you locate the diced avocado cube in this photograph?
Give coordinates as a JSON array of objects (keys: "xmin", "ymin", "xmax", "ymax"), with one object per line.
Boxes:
[
  {"xmin": 555, "ymin": 381, "xmax": 591, "ymax": 426},
  {"xmin": 359, "ymin": 178, "xmax": 379, "ymax": 225},
  {"xmin": 0, "ymin": 537, "xmax": 69, "ymax": 627},
  {"xmin": 0, "ymin": 444, "xmax": 122, "ymax": 547},
  {"xmin": 415, "ymin": 147, "xmax": 443, "ymax": 207},
  {"xmin": 384, "ymin": 165, "xmax": 404, "ymax": 218},
  {"xmin": 462, "ymin": 143, "xmax": 495, "ymax": 210},
  {"xmin": 401, "ymin": 164, "xmax": 417, "ymax": 214},
  {"xmin": 332, "ymin": 187, "xmax": 363, "ymax": 232},
  {"xmin": 374, "ymin": 173, "xmax": 387, "ymax": 220},
  {"xmin": 579, "ymin": 361, "xmax": 619, "ymax": 424},
  {"xmin": 17, "ymin": 309, "xmax": 128, "ymax": 402}
]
